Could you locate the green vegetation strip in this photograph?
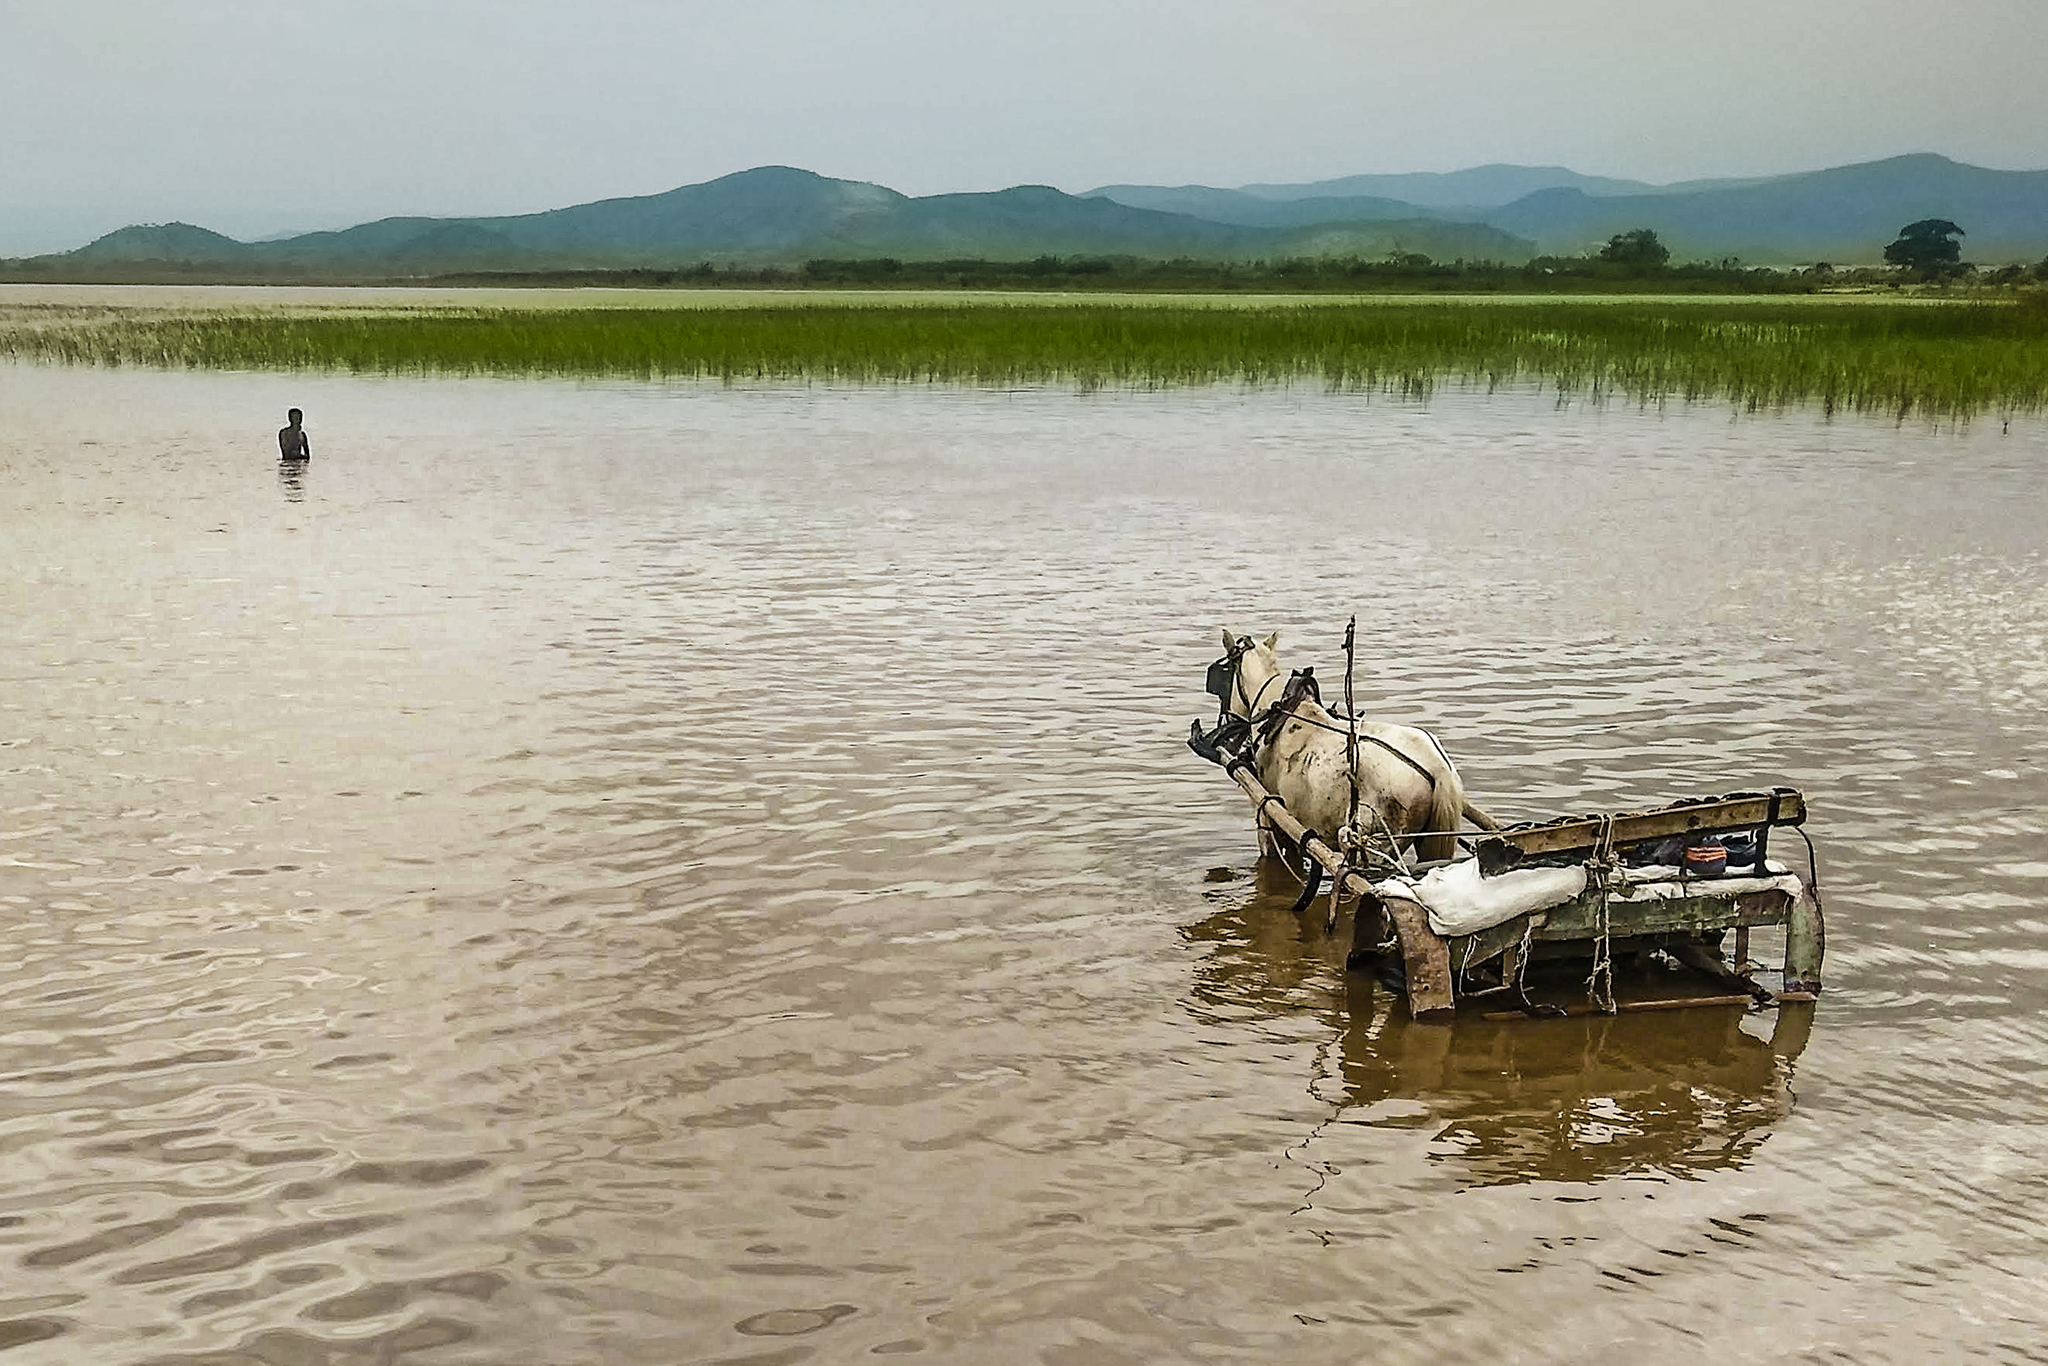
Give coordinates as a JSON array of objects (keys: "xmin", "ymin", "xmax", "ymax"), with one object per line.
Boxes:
[{"xmin": 6, "ymin": 297, "xmax": 2046, "ymax": 417}]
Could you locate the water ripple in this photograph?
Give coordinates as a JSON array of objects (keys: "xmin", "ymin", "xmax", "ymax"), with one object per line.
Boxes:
[{"xmin": 3, "ymin": 362, "xmax": 2046, "ymax": 1360}]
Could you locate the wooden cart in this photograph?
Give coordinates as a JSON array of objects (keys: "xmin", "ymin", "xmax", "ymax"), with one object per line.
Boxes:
[{"xmin": 1216, "ymin": 756, "xmax": 1824, "ymax": 1022}]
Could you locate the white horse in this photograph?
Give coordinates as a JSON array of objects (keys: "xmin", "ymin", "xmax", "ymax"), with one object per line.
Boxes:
[{"xmin": 1218, "ymin": 628, "xmax": 1499, "ymax": 864}]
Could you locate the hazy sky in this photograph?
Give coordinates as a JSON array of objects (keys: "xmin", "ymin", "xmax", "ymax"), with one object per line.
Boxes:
[{"xmin": 4, "ymin": 0, "xmax": 2045, "ymax": 253}]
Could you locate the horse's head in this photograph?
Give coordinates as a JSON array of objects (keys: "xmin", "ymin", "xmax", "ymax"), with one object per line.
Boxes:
[{"xmin": 1211, "ymin": 627, "xmax": 1283, "ymax": 718}]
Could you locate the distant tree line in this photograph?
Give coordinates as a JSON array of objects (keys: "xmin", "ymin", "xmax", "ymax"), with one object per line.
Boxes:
[
  {"xmin": 795, "ymin": 243, "xmax": 1828, "ymax": 291},
  {"xmin": 24, "ymin": 223, "xmax": 2045, "ymax": 292},
  {"xmin": 452, "ymin": 248, "xmax": 1823, "ymax": 294},
  {"xmin": 428, "ymin": 229, "xmax": 2048, "ymax": 293}
]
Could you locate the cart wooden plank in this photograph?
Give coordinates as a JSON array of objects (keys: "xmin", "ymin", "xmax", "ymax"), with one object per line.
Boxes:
[
  {"xmin": 1448, "ymin": 887, "xmax": 1797, "ymax": 969},
  {"xmin": 1474, "ymin": 788, "xmax": 1805, "ymax": 874}
]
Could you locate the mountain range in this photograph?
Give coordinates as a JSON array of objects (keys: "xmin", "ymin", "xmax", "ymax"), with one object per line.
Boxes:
[
  {"xmin": 7, "ymin": 169, "xmax": 1525, "ymax": 281},
  {"xmin": 1090, "ymin": 154, "xmax": 2048, "ymax": 265},
  {"xmin": 6, "ymin": 154, "xmax": 2044, "ymax": 281}
]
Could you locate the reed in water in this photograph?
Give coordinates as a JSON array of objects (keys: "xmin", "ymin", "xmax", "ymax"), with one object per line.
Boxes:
[{"xmin": 6, "ymin": 296, "xmax": 2045, "ymax": 418}]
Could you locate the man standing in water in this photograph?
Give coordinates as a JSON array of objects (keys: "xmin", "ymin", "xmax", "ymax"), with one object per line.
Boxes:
[{"xmin": 278, "ymin": 408, "xmax": 310, "ymax": 461}]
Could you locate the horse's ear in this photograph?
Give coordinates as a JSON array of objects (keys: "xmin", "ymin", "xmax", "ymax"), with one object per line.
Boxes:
[
  {"xmin": 1261, "ymin": 631, "xmax": 1279, "ymax": 653},
  {"xmin": 1218, "ymin": 627, "xmax": 1235, "ymax": 650}
]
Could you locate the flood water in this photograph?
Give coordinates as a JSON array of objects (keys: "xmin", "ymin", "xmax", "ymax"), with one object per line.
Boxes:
[{"xmin": 4, "ymin": 353, "xmax": 2047, "ymax": 1364}]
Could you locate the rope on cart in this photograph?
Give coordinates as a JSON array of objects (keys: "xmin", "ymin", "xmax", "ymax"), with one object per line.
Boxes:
[
  {"xmin": 1584, "ymin": 812, "xmax": 1621, "ymax": 1014},
  {"xmin": 1511, "ymin": 914, "xmax": 1562, "ymax": 1017},
  {"xmin": 1316, "ymin": 802, "xmax": 1406, "ymax": 933}
]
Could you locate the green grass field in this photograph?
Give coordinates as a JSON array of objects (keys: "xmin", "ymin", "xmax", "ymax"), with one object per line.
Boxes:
[{"xmin": 5, "ymin": 292, "xmax": 2045, "ymax": 418}]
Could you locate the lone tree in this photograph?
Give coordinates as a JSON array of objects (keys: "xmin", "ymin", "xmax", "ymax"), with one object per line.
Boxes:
[
  {"xmin": 1883, "ymin": 219, "xmax": 1966, "ymax": 276},
  {"xmin": 1599, "ymin": 228, "xmax": 1671, "ymax": 270}
]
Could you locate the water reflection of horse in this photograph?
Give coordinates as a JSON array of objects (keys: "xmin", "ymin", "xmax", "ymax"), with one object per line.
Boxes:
[
  {"xmin": 1183, "ymin": 861, "xmax": 1811, "ymax": 1188},
  {"xmin": 1215, "ymin": 629, "xmax": 1497, "ymax": 864}
]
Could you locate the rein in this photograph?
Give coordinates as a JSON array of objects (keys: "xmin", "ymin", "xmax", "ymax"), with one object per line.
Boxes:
[{"xmin": 1236, "ymin": 664, "xmax": 1285, "ymax": 720}]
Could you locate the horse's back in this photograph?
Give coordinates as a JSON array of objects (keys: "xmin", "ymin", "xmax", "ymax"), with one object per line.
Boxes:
[{"xmin": 1310, "ymin": 713, "xmax": 1452, "ymax": 783}]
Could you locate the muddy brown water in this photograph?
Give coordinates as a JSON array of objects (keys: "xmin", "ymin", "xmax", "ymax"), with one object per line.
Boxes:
[{"xmin": 3, "ymin": 356, "xmax": 2047, "ymax": 1364}]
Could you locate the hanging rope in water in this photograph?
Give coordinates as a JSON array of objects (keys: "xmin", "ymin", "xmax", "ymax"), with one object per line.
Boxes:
[{"xmin": 1584, "ymin": 812, "xmax": 1621, "ymax": 1014}]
